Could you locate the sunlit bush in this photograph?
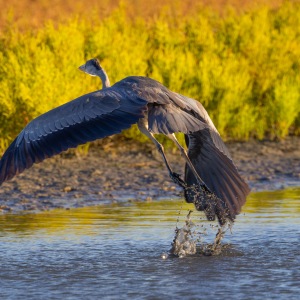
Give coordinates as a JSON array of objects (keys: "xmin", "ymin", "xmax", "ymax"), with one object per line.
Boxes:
[{"xmin": 0, "ymin": 1, "xmax": 299, "ymax": 153}]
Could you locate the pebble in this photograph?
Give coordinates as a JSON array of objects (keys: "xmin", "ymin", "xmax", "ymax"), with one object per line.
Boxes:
[{"xmin": 63, "ymin": 186, "xmax": 73, "ymax": 192}]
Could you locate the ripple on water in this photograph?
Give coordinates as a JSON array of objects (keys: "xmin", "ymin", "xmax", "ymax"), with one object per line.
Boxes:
[{"xmin": 0, "ymin": 188, "xmax": 299, "ymax": 299}]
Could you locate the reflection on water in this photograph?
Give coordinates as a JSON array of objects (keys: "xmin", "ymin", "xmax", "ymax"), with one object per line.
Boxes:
[{"xmin": 0, "ymin": 188, "xmax": 299, "ymax": 299}]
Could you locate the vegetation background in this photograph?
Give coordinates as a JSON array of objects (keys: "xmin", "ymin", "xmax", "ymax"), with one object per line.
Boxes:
[{"xmin": 0, "ymin": 0, "xmax": 299, "ymax": 153}]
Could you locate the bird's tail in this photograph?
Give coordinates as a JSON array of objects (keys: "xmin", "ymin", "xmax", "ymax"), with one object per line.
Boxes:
[{"xmin": 184, "ymin": 129, "xmax": 250, "ymax": 225}]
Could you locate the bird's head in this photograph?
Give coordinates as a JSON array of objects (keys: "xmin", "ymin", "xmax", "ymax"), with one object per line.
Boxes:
[{"xmin": 78, "ymin": 58, "xmax": 103, "ymax": 76}]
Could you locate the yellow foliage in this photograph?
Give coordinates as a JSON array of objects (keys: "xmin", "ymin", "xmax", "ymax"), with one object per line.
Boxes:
[{"xmin": 0, "ymin": 1, "xmax": 299, "ymax": 153}]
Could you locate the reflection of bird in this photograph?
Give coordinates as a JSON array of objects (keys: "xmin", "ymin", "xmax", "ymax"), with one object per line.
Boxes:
[{"xmin": 0, "ymin": 58, "xmax": 250, "ymax": 225}]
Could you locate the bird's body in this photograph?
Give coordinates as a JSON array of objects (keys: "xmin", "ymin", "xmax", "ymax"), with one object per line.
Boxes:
[{"xmin": 0, "ymin": 59, "xmax": 250, "ymax": 226}]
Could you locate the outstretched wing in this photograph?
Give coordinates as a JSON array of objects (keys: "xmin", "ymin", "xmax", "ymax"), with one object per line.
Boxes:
[
  {"xmin": 0, "ymin": 88, "xmax": 147, "ymax": 185},
  {"xmin": 184, "ymin": 129, "xmax": 250, "ymax": 225}
]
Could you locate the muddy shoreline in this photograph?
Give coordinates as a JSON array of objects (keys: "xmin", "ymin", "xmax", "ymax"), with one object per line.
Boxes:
[{"xmin": 0, "ymin": 136, "xmax": 299, "ymax": 213}]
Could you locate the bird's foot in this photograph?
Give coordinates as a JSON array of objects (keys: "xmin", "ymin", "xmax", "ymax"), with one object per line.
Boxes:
[{"xmin": 169, "ymin": 172, "xmax": 187, "ymax": 188}]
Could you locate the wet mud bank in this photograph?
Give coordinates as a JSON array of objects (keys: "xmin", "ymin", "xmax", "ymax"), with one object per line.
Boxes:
[{"xmin": 0, "ymin": 136, "xmax": 299, "ymax": 213}]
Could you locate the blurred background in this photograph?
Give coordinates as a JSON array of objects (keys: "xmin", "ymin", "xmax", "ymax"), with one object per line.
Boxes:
[
  {"xmin": 0, "ymin": 0, "xmax": 287, "ymax": 28},
  {"xmin": 0, "ymin": 0, "xmax": 299, "ymax": 152}
]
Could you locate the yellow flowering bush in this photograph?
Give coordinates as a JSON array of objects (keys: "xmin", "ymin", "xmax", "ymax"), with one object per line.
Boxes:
[{"xmin": 0, "ymin": 2, "xmax": 299, "ymax": 152}]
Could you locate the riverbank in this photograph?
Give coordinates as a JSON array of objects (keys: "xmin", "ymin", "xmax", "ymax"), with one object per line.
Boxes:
[{"xmin": 0, "ymin": 136, "xmax": 299, "ymax": 213}]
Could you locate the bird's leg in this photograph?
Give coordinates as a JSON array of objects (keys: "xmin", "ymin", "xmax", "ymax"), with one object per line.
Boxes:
[
  {"xmin": 212, "ymin": 227, "xmax": 225, "ymax": 251},
  {"xmin": 149, "ymin": 137, "xmax": 187, "ymax": 188},
  {"xmin": 156, "ymin": 142, "xmax": 187, "ymax": 188},
  {"xmin": 137, "ymin": 121, "xmax": 186, "ymax": 188},
  {"xmin": 167, "ymin": 134, "xmax": 211, "ymax": 192}
]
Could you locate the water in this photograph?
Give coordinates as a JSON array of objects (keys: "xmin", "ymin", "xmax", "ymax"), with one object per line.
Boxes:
[{"xmin": 0, "ymin": 188, "xmax": 299, "ymax": 300}]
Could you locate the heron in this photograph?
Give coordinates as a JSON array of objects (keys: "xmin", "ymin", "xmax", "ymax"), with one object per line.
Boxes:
[{"xmin": 0, "ymin": 58, "xmax": 250, "ymax": 227}]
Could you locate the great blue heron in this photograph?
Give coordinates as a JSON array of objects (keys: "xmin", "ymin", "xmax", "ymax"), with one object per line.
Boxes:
[{"xmin": 0, "ymin": 58, "xmax": 250, "ymax": 226}]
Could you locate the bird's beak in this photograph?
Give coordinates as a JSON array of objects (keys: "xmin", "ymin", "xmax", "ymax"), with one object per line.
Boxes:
[{"xmin": 78, "ymin": 64, "xmax": 86, "ymax": 72}]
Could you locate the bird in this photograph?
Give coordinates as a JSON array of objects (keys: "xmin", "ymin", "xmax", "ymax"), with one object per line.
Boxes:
[{"xmin": 0, "ymin": 58, "xmax": 250, "ymax": 226}]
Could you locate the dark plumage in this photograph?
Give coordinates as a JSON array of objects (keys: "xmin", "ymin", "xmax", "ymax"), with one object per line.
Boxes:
[
  {"xmin": 184, "ymin": 129, "xmax": 250, "ymax": 224},
  {"xmin": 0, "ymin": 58, "xmax": 250, "ymax": 225},
  {"xmin": 0, "ymin": 87, "xmax": 148, "ymax": 183}
]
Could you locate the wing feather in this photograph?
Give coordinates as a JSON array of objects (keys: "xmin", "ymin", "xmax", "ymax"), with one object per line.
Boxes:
[
  {"xmin": 148, "ymin": 104, "xmax": 208, "ymax": 134},
  {"xmin": 184, "ymin": 128, "xmax": 250, "ymax": 225},
  {"xmin": 0, "ymin": 88, "xmax": 147, "ymax": 185}
]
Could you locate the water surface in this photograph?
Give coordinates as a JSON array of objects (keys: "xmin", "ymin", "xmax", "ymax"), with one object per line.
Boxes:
[{"xmin": 0, "ymin": 188, "xmax": 299, "ymax": 299}]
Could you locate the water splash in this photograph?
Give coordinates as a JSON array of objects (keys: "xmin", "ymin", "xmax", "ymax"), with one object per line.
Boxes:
[
  {"xmin": 169, "ymin": 210, "xmax": 233, "ymax": 258},
  {"xmin": 197, "ymin": 226, "xmax": 232, "ymax": 256},
  {"xmin": 170, "ymin": 210, "xmax": 196, "ymax": 257}
]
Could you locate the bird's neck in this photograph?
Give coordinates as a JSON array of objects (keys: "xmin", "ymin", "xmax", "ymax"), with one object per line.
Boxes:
[{"xmin": 97, "ymin": 68, "xmax": 111, "ymax": 88}]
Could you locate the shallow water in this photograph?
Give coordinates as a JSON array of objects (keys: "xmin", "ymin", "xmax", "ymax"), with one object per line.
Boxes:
[{"xmin": 0, "ymin": 188, "xmax": 299, "ymax": 300}]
